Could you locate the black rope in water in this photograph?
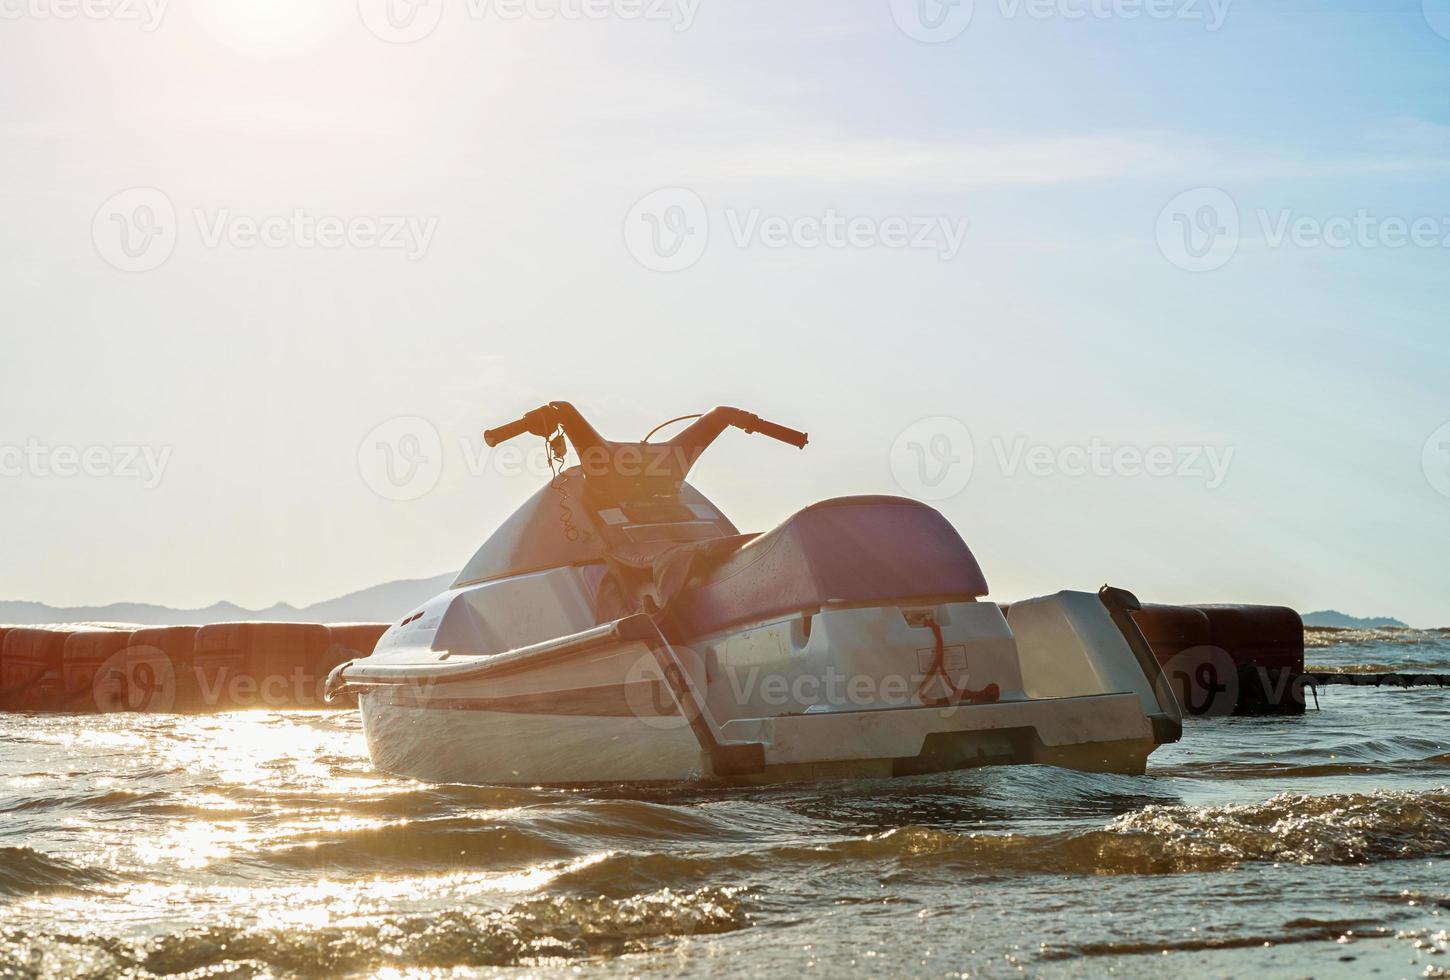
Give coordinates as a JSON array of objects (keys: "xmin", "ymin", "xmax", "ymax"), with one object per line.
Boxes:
[{"xmin": 1299, "ymin": 672, "xmax": 1450, "ymax": 688}]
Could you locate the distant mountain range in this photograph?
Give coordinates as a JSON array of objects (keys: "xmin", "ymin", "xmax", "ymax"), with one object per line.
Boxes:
[
  {"xmin": 1301, "ymin": 610, "xmax": 1409, "ymax": 629},
  {"xmin": 0, "ymin": 584, "xmax": 1418, "ymax": 632},
  {"xmin": 0, "ymin": 573, "xmax": 456, "ymax": 627}
]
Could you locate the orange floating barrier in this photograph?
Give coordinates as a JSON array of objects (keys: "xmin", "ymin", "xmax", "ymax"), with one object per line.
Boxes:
[
  {"xmin": 1131, "ymin": 604, "xmax": 1213, "ymax": 667},
  {"xmin": 0, "ymin": 626, "xmax": 15, "ymax": 678},
  {"xmin": 192, "ymin": 622, "xmax": 334, "ymax": 710},
  {"xmin": 1195, "ymin": 604, "xmax": 1305, "ymax": 715},
  {"xmin": 1, "ymin": 628, "xmax": 75, "ymax": 711},
  {"xmin": 326, "ymin": 623, "xmax": 389, "ymax": 661},
  {"xmin": 62, "ymin": 629, "xmax": 135, "ymax": 712},
  {"xmin": 1132, "ymin": 604, "xmax": 1227, "ymax": 716},
  {"xmin": 1195, "ymin": 604, "xmax": 1304, "ymax": 674},
  {"xmin": 126, "ymin": 626, "xmax": 201, "ymax": 712},
  {"xmin": 1130, "ymin": 603, "xmax": 1305, "ymax": 717}
]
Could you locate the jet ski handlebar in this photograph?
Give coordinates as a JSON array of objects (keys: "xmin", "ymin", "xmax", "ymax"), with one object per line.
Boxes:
[
  {"xmin": 728, "ymin": 411, "xmax": 809, "ymax": 450},
  {"xmin": 661, "ymin": 407, "xmax": 809, "ymax": 457},
  {"xmin": 483, "ymin": 402, "xmax": 807, "ymax": 460},
  {"xmin": 481, "ymin": 415, "xmax": 536, "ymax": 448}
]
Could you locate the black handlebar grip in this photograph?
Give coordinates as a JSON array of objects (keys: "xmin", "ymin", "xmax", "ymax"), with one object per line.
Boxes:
[
  {"xmin": 483, "ymin": 415, "xmax": 535, "ymax": 447},
  {"xmin": 747, "ymin": 416, "xmax": 809, "ymax": 449}
]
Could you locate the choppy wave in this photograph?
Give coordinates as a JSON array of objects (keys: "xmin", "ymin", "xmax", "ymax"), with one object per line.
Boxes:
[
  {"xmin": 500, "ymin": 787, "xmax": 1450, "ymax": 890},
  {"xmin": 833, "ymin": 787, "xmax": 1450, "ymax": 876},
  {"xmin": 0, "ymin": 847, "xmax": 115, "ymax": 897},
  {"xmin": 1040, "ymin": 917, "xmax": 1393, "ymax": 960},
  {"xmin": 0, "ymin": 887, "xmax": 746, "ymax": 977},
  {"xmin": 254, "ymin": 817, "xmax": 579, "ymax": 873},
  {"xmin": 1306, "ymin": 627, "xmax": 1450, "ymax": 679},
  {"xmin": 1307, "ymin": 626, "xmax": 1450, "ymax": 651},
  {"xmin": 1305, "ymin": 661, "xmax": 1409, "ymax": 674},
  {"xmin": 1101, "ymin": 787, "xmax": 1450, "ymax": 868},
  {"xmin": 0, "ymin": 788, "xmax": 189, "ymax": 817},
  {"xmin": 6, "ymin": 629, "xmax": 1450, "ymax": 977}
]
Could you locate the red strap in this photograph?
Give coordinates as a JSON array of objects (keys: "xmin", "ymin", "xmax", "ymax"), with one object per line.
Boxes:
[{"xmin": 916, "ymin": 617, "xmax": 1000, "ymax": 707}]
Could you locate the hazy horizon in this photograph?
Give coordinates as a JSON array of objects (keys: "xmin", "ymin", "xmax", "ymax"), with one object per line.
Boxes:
[
  {"xmin": 3, "ymin": 1, "xmax": 1448, "ymax": 626},
  {"xmin": 0, "ymin": 570, "xmax": 1432, "ymax": 630}
]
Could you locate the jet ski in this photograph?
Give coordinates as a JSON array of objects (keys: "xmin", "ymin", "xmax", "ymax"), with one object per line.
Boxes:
[{"xmin": 327, "ymin": 402, "xmax": 1182, "ymax": 785}]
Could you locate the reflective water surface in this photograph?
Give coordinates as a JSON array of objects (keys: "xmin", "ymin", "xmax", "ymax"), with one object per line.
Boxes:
[{"xmin": 4, "ymin": 628, "xmax": 1450, "ymax": 977}]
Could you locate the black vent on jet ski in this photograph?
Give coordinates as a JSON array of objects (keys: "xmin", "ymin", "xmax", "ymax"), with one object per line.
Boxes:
[{"xmin": 665, "ymin": 495, "xmax": 990, "ymax": 640}]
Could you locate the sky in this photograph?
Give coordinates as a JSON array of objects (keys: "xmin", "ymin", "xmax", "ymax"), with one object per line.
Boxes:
[{"xmin": 1, "ymin": 0, "xmax": 1448, "ymax": 625}]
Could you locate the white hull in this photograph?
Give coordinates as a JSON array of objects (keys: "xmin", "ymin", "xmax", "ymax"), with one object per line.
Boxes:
[
  {"xmin": 345, "ymin": 588, "xmax": 1174, "ymax": 785},
  {"xmin": 358, "ymin": 688, "xmax": 1157, "ymax": 785},
  {"xmin": 361, "ymin": 697, "xmax": 708, "ymax": 784}
]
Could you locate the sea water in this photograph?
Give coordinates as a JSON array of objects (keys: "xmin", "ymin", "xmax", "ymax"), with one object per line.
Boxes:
[{"xmin": 2, "ymin": 628, "xmax": 1449, "ymax": 977}]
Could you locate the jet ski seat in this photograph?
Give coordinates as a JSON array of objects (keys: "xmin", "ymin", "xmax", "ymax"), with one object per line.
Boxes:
[{"xmin": 665, "ymin": 495, "xmax": 991, "ymax": 640}]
